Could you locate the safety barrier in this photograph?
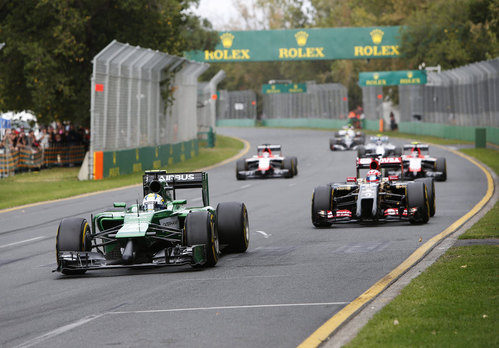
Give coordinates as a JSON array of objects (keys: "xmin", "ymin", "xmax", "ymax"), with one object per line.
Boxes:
[
  {"xmin": 0, "ymin": 144, "xmax": 86, "ymax": 177},
  {"xmin": 43, "ymin": 144, "xmax": 86, "ymax": 167}
]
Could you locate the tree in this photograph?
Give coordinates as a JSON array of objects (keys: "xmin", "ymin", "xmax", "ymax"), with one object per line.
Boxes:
[
  {"xmin": 400, "ymin": 0, "xmax": 499, "ymax": 69},
  {"xmin": 0, "ymin": 0, "xmax": 216, "ymax": 125}
]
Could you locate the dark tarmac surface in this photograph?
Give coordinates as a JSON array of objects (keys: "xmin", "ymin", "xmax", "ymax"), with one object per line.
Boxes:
[{"xmin": 0, "ymin": 127, "xmax": 487, "ymax": 347}]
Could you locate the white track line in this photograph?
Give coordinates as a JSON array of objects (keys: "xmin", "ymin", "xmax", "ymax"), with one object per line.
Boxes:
[
  {"xmin": 15, "ymin": 314, "xmax": 104, "ymax": 348},
  {"xmin": 240, "ymin": 184, "xmax": 251, "ymax": 189},
  {"xmin": 110, "ymin": 302, "xmax": 350, "ymax": 315},
  {"xmin": 15, "ymin": 302, "xmax": 349, "ymax": 347},
  {"xmin": 254, "ymin": 230, "xmax": 272, "ymax": 238},
  {"xmin": 0, "ymin": 236, "xmax": 46, "ymax": 249}
]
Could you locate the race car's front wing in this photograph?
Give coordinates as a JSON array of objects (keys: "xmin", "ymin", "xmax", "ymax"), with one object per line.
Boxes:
[
  {"xmin": 315, "ymin": 207, "xmax": 419, "ymax": 225},
  {"xmin": 54, "ymin": 244, "xmax": 207, "ymax": 273},
  {"xmin": 237, "ymin": 168, "xmax": 291, "ymax": 179}
]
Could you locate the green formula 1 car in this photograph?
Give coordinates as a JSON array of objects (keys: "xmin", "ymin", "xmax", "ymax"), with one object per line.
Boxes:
[{"xmin": 55, "ymin": 170, "xmax": 249, "ymax": 275}]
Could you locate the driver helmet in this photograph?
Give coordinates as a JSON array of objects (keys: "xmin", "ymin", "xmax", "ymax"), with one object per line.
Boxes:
[
  {"xmin": 366, "ymin": 169, "xmax": 381, "ymax": 183},
  {"xmin": 142, "ymin": 193, "xmax": 164, "ymax": 211}
]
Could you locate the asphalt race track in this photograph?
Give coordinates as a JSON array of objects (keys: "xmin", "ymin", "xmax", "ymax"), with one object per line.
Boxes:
[{"xmin": 0, "ymin": 127, "xmax": 488, "ymax": 347}]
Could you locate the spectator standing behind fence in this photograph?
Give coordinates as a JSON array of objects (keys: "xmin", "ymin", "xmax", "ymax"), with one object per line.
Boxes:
[{"xmin": 390, "ymin": 111, "xmax": 398, "ymax": 131}]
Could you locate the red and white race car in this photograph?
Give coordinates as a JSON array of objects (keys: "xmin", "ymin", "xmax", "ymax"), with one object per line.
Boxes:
[
  {"xmin": 396, "ymin": 143, "xmax": 447, "ymax": 181},
  {"xmin": 236, "ymin": 144, "xmax": 298, "ymax": 180}
]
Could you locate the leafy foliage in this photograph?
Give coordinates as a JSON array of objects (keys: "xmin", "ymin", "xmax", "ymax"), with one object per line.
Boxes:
[{"xmin": 0, "ymin": 0, "xmax": 216, "ymax": 125}]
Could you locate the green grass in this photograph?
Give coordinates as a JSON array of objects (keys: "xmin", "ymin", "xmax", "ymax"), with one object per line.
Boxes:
[
  {"xmin": 0, "ymin": 135, "xmax": 244, "ymax": 210},
  {"xmin": 344, "ymin": 146, "xmax": 498, "ymax": 346},
  {"xmin": 345, "ymin": 245, "xmax": 498, "ymax": 347},
  {"xmin": 461, "ymin": 148, "xmax": 499, "ymax": 175}
]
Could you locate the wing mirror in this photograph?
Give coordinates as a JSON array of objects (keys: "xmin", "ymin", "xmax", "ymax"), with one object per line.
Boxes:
[
  {"xmin": 388, "ymin": 175, "xmax": 399, "ymax": 181},
  {"xmin": 346, "ymin": 177, "xmax": 357, "ymax": 183},
  {"xmin": 113, "ymin": 202, "xmax": 126, "ymax": 208}
]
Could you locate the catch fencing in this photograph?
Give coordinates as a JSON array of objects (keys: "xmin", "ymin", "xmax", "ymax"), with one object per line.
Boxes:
[
  {"xmin": 90, "ymin": 40, "xmax": 208, "ymax": 178},
  {"xmin": 399, "ymin": 58, "xmax": 498, "ymax": 127},
  {"xmin": 262, "ymin": 83, "xmax": 348, "ymax": 120},
  {"xmin": 217, "ymin": 90, "xmax": 257, "ymax": 120},
  {"xmin": 197, "ymin": 70, "xmax": 225, "ymax": 130}
]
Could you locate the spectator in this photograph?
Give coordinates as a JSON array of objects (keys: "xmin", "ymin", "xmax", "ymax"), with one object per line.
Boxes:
[
  {"xmin": 390, "ymin": 112, "xmax": 398, "ymax": 131},
  {"xmin": 26, "ymin": 129, "xmax": 39, "ymax": 149}
]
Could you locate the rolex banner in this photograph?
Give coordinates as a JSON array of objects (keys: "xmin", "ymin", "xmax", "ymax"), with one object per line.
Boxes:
[
  {"xmin": 358, "ymin": 70, "xmax": 427, "ymax": 86},
  {"xmin": 185, "ymin": 26, "xmax": 402, "ymax": 62}
]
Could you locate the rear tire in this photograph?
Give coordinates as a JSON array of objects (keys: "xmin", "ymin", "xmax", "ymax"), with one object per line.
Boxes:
[
  {"xmin": 436, "ymin": 157, "xmax": 447, "ymax": 181},
  {"xmin": 216, "ymin": 202, "xmax": 249, "ymax": 253},
  {"xmin": 56, "ymin": 218, "xmax": 92, "ymax": 275},
  {"xmin": 185, "ymin": 211, "xmax": 218, "ymax": 267},
  {"xmin": 311, "ymin": 186, "xmax": 332, "ymax": 227},
  {"xmin": 407, "ymin": 182, "xmax": 430, "ymax": 224},
  {"xmin": 236, "ymin": 159, "xmax": 246, "ymax": 180},
  {"xmin": 357, "ymin": 145, "xmax": 366, "ymax": 158}
]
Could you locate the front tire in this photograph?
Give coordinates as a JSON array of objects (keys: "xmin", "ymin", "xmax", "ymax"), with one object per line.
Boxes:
[
  {"xmin": 282, "ymin": 158, "xmax": 294, "ymax": 178},
  {"xmin": 357, "ymin": 145, "xmax": 366, "ymax": 158},
  {"xmin": 236, "ymin": 159, "xmax": 246, "ymax": 180},
  {"xmin": 56, "ymin": 218, "xmax": 92, "ymax": 275},
  {"xmin": 394, "ymin": 146, "xmax": 403, "ymax": 157},
  {"xmin": 311, "ymin": 186, "xmax": 332, "ymax": 227},
  {"xmin": 216, "ymin": 202, "xmax": 249, "ymax": 253},
  {"xmin": 290, "ymin": 156, "xmax": 298, "ymax": 175},
  {"xmin": 436, "ymin": 157, "xmax": 447, "ymax": 181},
  {"xmin": 407, "ymin": 182, "xmax": 430, "ymax": 224},
  {"xmin": 185, "ymin": 211, "xmax": 218, "ymax": 267},
  {"xmin": 416, "ymin": 178, "xmax": 436, "ymax": 217}
]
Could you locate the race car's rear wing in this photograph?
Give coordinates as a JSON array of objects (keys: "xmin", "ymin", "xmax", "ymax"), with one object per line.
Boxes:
[
  {"xmin": 143, "ymin": 171, "xmax": 209, "ymax": 206},
  {"xmin": 403, "ymin": 144, "xmax": 429, "ymax": 152},
  {"xmin": 257, "ymin": 144, "xmax": 282, "ymax": 154},
  {"xmin": 356, "ymin": 157, "xmax": 403, "ymax": 177}
]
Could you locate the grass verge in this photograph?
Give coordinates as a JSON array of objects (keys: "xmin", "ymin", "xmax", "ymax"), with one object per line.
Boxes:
[
  {"xmin": 345, "ymin": 147, "xmax": 498, "ymax": 347},
  {"xmin": 0, "ymin": 135, "xmax": 244, "ymax": 210}
]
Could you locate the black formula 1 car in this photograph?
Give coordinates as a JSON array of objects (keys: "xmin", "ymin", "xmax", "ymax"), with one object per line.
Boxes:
[
  {"xmin": 356, "ymin": 135, "xmax": 402, "ymax": 158},
  {"xmin": 55, "ymin": 171, "xmax": 249, "ymax": 275},
  {"xmin": 329, "ymin": 126, "xmax": 365, "ymax": 151},
  {"xmin": 236, "ymin": 144, "xmax": 297, "ymax": 180},
  {"xmin": 311, "ymin": 157, "xmax": 432, "ymax": 227},
  {"xmin": 396, "ymin": 143, "xmax": 447, "ymax": 181}
]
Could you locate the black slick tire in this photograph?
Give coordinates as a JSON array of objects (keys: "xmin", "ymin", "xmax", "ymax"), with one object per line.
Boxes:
[
  {"xmin": 329, "ymin": 138, "xmax": 336, "ymax": 151},
  {"xmin": 416, "ymin": 178, "xmax": 436, "ymax": 217},
  {"xmin": 185, "ymin": 211, "xmax": 218, "ymax": 267},
  {"xmin": 407, "ymin": 182, "xmax": 430, "ymax": 224},
  {"xmin": 236, "ymin": 159, "xmax": 246, "ymax": 180},
  {"xmin": 394, "ymin": 146, "xmax": 403, "ymax": 157},
  {"xmin": 216, "ymin": 202, "xmax": 249, "ymax": 253},
  {"xmin": 436, "ymin": 157, "xmax": 447, "ymax": 181},
  {"xmin": 282, "ymin": 158, "xmax": 294, "ymax": 178},
  {"xmin": 311, "ymin": 186, "xmax": 332, "ymax": 227},
  {"xmin": 290, "ymin": 156, "xmax": 298, "ymax": 175},
  {"xmin": 56, "ymin": 217, "xmax": 92, "ymax": 275},
  {"xmin": 357, "ymin": 145, "xmax": 366, "ymax": 158}
]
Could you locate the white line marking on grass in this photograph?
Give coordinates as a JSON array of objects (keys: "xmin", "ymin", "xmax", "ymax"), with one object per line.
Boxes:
[
  {"xmin": 255, "ymin": 230, "xmax": 271, "ymax": 238},
  {"xmin": 0, "ymin": 236, "xmax": 46, "ymax": 249},
  {"xmin": 15, "ymin": 314, "xmax": 104, "ymax": 348},
  {"xmin": 110, "ymin": 302, "xmax": 350, "ymax": 315}
]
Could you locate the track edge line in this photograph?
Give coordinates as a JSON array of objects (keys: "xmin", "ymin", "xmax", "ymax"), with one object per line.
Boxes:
[{"xmin": 298, "ymin": 144, "xmax": 495, "ymax": 348}]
